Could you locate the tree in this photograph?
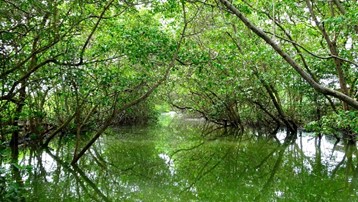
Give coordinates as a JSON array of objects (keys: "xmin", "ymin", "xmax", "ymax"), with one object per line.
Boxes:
[
  {"xmin": 0, "ymin": 0, "xmax": 187, "ymax": 163},
  {"xmin": 218, "ymin": 0, "xmax": 358, "ymax": 109}
]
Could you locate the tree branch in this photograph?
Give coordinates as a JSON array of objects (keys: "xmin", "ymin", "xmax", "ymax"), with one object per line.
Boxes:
[{"xmin": 218, "ymin": 0, "xmax": 358, "ymax": 109}]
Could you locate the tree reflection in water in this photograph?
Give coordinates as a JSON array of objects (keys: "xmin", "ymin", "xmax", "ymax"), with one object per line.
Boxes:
[{"xmin": 1, "ymin": 117, "xmax": 357, "ymax": 201}]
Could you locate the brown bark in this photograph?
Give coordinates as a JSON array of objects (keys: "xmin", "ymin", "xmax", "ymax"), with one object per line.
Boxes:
[
  {"xmin": 71, "ymin": 2, "xmax": 189, "ymax": 164},
  {"xmin": 305, "ymin": 0, "xmax": 349, "ymax": 110},
  {"xmin": 219, "ymin": 0, "xmax": 358, "ymax": 109},
  {"xmin": 253, "ymin": 69, "xmax": 297, "ymax": 132},
  {"xmin": 43, "ymin": 112, "xmax": 76, "ymax": 146},
  {"xmin": 71, "ymin": 70, "xmax": 169, "ymax": 165}
]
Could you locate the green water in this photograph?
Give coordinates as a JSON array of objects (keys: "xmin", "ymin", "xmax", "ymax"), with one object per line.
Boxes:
[{"xmin": 2, "ymin": 114, "xmax": 358, "ymax": 201}]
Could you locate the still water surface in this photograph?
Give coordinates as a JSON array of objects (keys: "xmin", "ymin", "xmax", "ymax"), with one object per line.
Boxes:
[{"xmin": 15, "ymin": 114, "xmax": 358, "ymax": 201}]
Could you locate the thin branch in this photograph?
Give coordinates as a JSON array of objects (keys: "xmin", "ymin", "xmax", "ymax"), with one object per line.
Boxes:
[
  {"xmin": 263, "ymin": 31, "xmax": 358, "ymax": 67},
  {"xmin": 219, "ymin": 0, "xmax": 358, "ymax": 109},
  {"xmin": 78, "ymin": 0, "xmax": 115, "ymax": 65},
  {"xmin": 332, "ymin": 0, "xmax": 346, "ymax": 15},
  {"xmin": 53, "ymin": 55, "xmax": 125, "ymax": 66},
  {"xmin": 3, "ymin": 0, "xmax": 31, "ymax": 16},
  {"xmin": 71, "ymin": 2, "xmax": 190, "ymax": 165},
  {"xmin": 0, "ymin": 57, "xmax": 59, "ymax": 101}
]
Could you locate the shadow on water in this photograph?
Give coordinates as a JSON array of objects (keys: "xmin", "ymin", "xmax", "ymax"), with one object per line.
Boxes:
[{"xmin": 1, "ymin": 114, "xmax": 358, "ymax": 201}]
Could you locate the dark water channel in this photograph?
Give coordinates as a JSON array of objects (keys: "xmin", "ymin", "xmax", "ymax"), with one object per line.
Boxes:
[{"xmin": 2, "ymin": 113, "xmax": 358, "ymax": 201}]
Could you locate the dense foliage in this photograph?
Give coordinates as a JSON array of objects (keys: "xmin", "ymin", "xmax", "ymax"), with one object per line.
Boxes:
[
  {"xmin": 0, "ymin": 1, "xmax": 357, "ymax": 201},
  {"xmin": 0, "ymin": 0, "xmax": 357, "ymax": 165},
  {"xmin": 166, "ymin": 0, "xmax": 357, "ymax": 137}
]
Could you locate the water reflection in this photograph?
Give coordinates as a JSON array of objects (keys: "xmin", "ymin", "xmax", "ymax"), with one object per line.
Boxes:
[{"xmin": 1, "ymin": 115, "xmax": 358, "ymax": 201}]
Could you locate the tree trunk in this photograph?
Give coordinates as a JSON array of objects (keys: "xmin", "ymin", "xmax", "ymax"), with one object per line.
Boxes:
[{"xmin": 219, "ymin": 0, "xmax": 358, "ymax": 109}]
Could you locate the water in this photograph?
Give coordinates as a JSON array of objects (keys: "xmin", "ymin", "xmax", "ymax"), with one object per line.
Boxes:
[{"xmin": 2, "ymin": 113, "xmax": 358, "ymax": 201}]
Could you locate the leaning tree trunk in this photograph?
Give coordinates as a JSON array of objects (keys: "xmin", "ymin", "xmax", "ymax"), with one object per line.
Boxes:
[{"xmin": 219, "ymin": 0, "xmax": 358, "ymax": 109}]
